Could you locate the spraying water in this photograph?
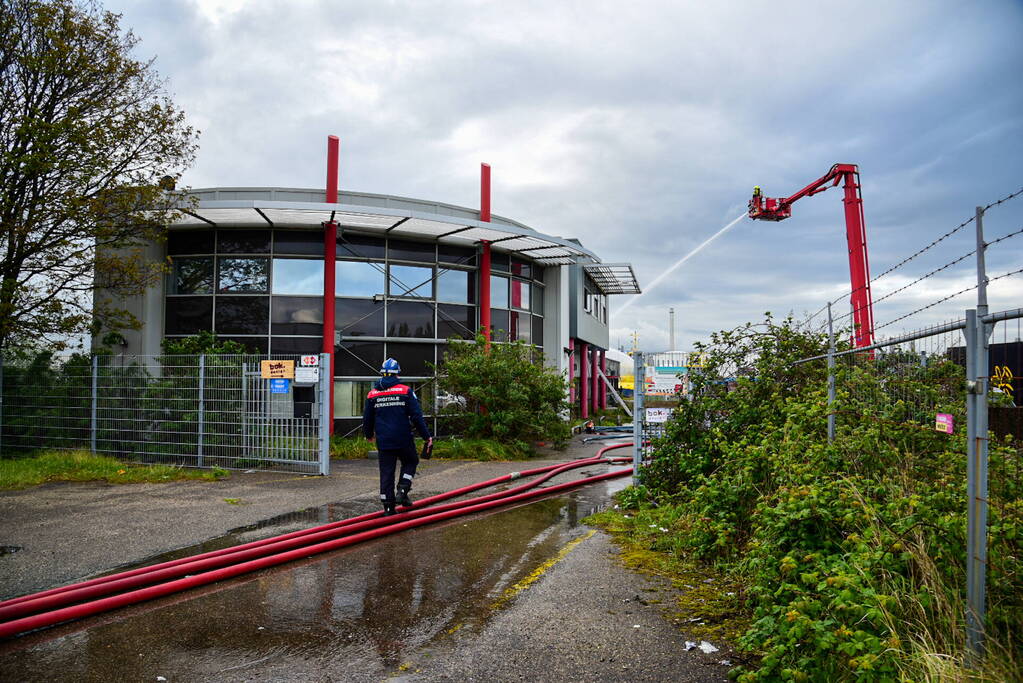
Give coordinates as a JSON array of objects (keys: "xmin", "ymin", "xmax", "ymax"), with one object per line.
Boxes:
[{"xmin": 617, "ymin": 212, "xmax": 747, "ymax": 313}]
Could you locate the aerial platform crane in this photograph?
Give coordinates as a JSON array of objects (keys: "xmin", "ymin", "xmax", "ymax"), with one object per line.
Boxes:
[{"xmin": 748, "ymin": 163, "xmax": 875, "ymax": 348}]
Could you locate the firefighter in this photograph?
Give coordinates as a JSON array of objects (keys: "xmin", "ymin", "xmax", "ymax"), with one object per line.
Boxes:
[{"xmin": 363, "ymin": 358, "xmax": 433, "ymax": 515}]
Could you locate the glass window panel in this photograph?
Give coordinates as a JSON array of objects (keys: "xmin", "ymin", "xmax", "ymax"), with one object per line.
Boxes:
[
  {"xmin": 437, "ymin": 304, "xmax": 476, "ymax": 340},
  {"xmin": 490, "ymin": 308, "xmax": 509, "ymax": 342},
  {"xmin": 438, "ymin": 244, "xmax": 476, "ymax": 266},
  {"xmin": 510, "ymin": 279, "xmax": 530, "ymax": 310},
  {"xmin": 388, "ymin": 239, "xmax": 435, "ymax": 263},
  {"xmin": 217, "ymin": 229, "xmax": 271, "ymax": 254},
  {"xmin": 270, "ymin": 336, "xmax": 322, "ymax": 355},
  {"xmin": 437, "ymin": 269, "xmax": 473, "ymax": 304},
  {"xmin": 334, "ymin": 380, "xmax": 375, "ymax": 417},
  {"xmin": 409, "ymin": 381, "xmax": 435, "ymax": 415},
  {"xmin": 167, "ymin": 230, "xmax": 214, "ymax": 255},
  {"xmin": 272, "ymin": 258, "xmax": 324, "ymax": 295},
  {"xmin": 165, "ymin": 296, "xmax": 212, "ymax": 335},
  {"xmin": 532, "ymin": 283, "xmax": 544, "ymax": 314},
  {"xmin": 490, "ymin": 275, "xmax": 508, "ymax": 308},
  {"xmin": 215, "ymin": 336, "xmax": 268, "ymax": 354},
  {"xmin": 336, "ymin": 298, "xmax": 384, "ymax": 337},
  {"xmin": 338, "ymin": 234, "xmax": 385, "ymax": 259},
  {"xmin": 510, "ymin": 311, "xmax": 530, "ymax": 343},
  {"xmin": 169, "ymin": 257, "xmax": 213, "ymax": 294},
  {"xmin": 336, "ymin": 341, "xmax": 384, "ymax": 376},
  {"xmin": 214, "ymin": 296, "xmax": 269, "ymax": 335},
  {"xmin": 218, "ymin": 257, "xmax": 269, "ymax": 293},
  {"xmin": 336, "ymin": 260, "xmax": 385, "ymax": 297},
  {"xmin": 385, "ymin": 342, "xmax": 434, "ymax": 376},
  {"xmin": 533, "ymin": 264, "xmax": 545, "ymax": 282},
  {"xmin": 491, "ymin": 251, "xmax": 509, "ymax": 272},
  {"xmin": 387, "ymin": 301, "xmax": 435, "ymax": 338},
  {"xmin": 273, "ymin": 229, "xmax": 323, "ymax": 255},
  {"xmin": 389, "ymin": 265, "xmax": 433, "ymax": 298},
  {"xmin": 532, "ymin": 315, "xmax": 543, "ymax": 347},
  {"xmin": 271, "ymin": 296, "xmax": 322, "ymax": 335},
  {"xmin": 511, "ymin": 260, "xmax": 532, "ymax": 279}
]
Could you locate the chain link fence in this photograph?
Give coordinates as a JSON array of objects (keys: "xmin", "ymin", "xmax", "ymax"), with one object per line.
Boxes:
[{"xmin": 0, "ymin": 353, "xmax": 330, "ymax": 475}]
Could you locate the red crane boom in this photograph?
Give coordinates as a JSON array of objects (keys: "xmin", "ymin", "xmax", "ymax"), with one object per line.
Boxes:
[{"xmin": 748, "ymin": 163, "xmax": 874, "ymax": 348}]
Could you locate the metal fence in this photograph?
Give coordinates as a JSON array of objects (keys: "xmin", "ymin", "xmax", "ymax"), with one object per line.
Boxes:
[{"xmin": 0, "ymin": 353, "xmax": 330, "ymax": 475}]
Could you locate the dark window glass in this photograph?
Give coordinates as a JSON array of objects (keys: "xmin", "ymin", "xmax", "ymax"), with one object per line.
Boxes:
[
  {"xmin": 533, "ymin": 264, "xmax": 545, "ymax": 282},
  {"xmin": 491, "ymin": 251, "xmax": 509, "ymax": 272},
  {"xmin": 511, "ymin": 260, "xmax": 532, "ymax": 279},
  {"xmin": 273, "ymin": 258, "xmax": 323, "ymax": 294},
  {"xmin": 274, "ymin": 229, "xmax": 323, "ymax": 255},
  {"xmin": 408, "ymin": 381, "xmax": 434, "ymax": 415},
  {"xmin": 335, "ymin": 380, "xmax": 375, "ymax": 417},
  {"xmin": 170, "ymin": 257, "xmax": 214, "ymax": 294},
  {"xmin": 389, "ymin": 265, "xmax": 433, "ymax": 298},
  {"xmin": 388, "ymin": 239, "xmax": 435, "ymax": 263},
  {"xmin": 490, "ymin": 275, "xmax": 508, "ymax": 308},
  {"xmin": 532, "ymin": 283, "xmax": 544, "ymax": 314},
  {"xmin": 270, "ymin": 336, "xmax": 322, "ymax": 354},
  {"xmin": 168, "ymin": 230, "xmax": 214, "ymax": 255},
  {"xmin": 272, "ymin": 296, "xmax": 322, "ymax": 335},
  {"xmin": 218, "ymin": 257, "xmax": 269, "ymax": 293},
  {"xmin": 387, "ymin": 301, "xmax": 435, "ymax": 338},
  {"xmin": 165, "ymin": 296, "xmax": 212, "ymax": 335},
  {"xmin": 215, "ymin": 296, "xmax": 269, "ymax": 335},
  {"xmin": 336, "ymin": 341, "xmax": 384, "ymax": 376},
  {"xmin": 217, "ymin": 229, "xmax": 271, "ymax": 254},
  {"xmin": 490, "ymin": 308, "xmax": 509, "ymax": 342},
  {"xmin": 532, "ymin": 315, "xmax": 543, "ymax": 346},
  {"xmin": 336, "ymin": 298, "xmax": 384, "ymax": 337},
  {"xmin": 510, "ymin": 279, "xmax": 530, "ymax": 310},
  {"xmin": 437, "ymin": 304, "xmax": 476, "ymax": 340},
  {"xmin": 338, "ymin": 234, "xmax": 385, "ymax": 259},
  {"xmin": 337, "ymin": 260, "xmax": 385, "ymax": 297},
  {"xmin": 385, "ymin": 342, "xmax": 434, "ymax": 376},
  {"xmin": 216, "ymin": 336, "xmax": 268, "ymax": 354},
  {"xmin": 510, "ymin": 311, "xmax": 530, "ymax": 343},
  {"xmin": 438, "ymin": 244, "xmax": 476, "ymax": 266},
  {"xmin": 437, "ymin": 269, "xmax": 473, "ymax": 304}
]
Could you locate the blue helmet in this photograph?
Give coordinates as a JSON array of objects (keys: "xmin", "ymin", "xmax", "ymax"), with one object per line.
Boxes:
[{"xmin": 380, "ymin": 358, "xmax": 401, "ymax": 375}]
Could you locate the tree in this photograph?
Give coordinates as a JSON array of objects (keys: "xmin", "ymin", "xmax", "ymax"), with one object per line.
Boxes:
[
  {"xmin": 434, "ymin": 333, "xmax": 570, "ymax": 451},
  {"xmin": 0, "ymin": 0, "xmax": 198, "ymax": 351}
]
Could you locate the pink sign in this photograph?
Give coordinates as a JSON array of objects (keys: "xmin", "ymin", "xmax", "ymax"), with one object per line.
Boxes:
[{"xmin": 935, "ymin": 413, "xmax": 954, "ymax": 434}]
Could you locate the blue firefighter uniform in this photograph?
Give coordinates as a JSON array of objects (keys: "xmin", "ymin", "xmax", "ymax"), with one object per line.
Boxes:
[{"xmin": 362, "ymin": 374, "xmax": 431, "ymax": 513}]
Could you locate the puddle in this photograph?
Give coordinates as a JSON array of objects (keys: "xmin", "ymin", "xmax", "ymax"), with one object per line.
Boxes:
[{"xmin": 0, "ymin": 475, "xmax": 629, "ymax": 682}]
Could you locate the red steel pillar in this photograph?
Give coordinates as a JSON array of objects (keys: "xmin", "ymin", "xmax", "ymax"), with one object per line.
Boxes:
[
  {"xmin": 841, "ymin": 167, "xmax": 874, "ymax": 348},
  {"xmin": 568, "ymin": 338, "xmax": 575, "ymax": 406},
  {"xmin": 599, "ymin": 350, "xmax": 607, "ymax": 410},
  {"xmin": 579, "ymin": 342, "xmax": 589, "ymax": 419},
  {"xmin": 479, "ymin": 163, "xmax": 492, "ymax": 343},
  {"xmin": 323, "ymin": 135, "xmax": 339, "ymax": 434},
  {"xmin": 591, "ymin": 347, "xmax": 599, "ymax": 414}
]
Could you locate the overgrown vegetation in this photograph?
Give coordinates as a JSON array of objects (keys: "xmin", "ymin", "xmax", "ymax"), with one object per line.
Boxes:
[
  {"xmin": 606, "ymin": 315, "xmax": 1022, "ymax": 682},
  {"xmin": 0, "ymin": 449, "xmax": 226, "ymax": 489},
  {"xmin": 432, "ymin": 333, "xmax": 570, "ymax": 453},
  {"xmin": 331, "ymin": 435, "xmax": 530, "ymax": 461}
]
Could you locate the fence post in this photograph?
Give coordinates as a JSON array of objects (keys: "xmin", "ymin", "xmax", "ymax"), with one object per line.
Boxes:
[
  {"xmin": 90, "ymin": 355, "xmax": 98, "ymax": 454},
  {"xmin": 318, "ymin": 353, "xmax": 330, "ymax": 476},
  {"xmin": 633, "ymin": 352, "xmax": 645, "ymax": 480},
  {"xmin": 0, "ymin": 356, "xmax": 4, "ymax": 456},
  {"xmin": 964, "ymin": 309, "xmax": 986, "ymax": 660},
  {"xmin": 197, "ymin": 354, "xmax": 205, "ymax": 468},
  {"xmin": 827, "ymin": 303, "xmax": 836, "ymax": 443}
]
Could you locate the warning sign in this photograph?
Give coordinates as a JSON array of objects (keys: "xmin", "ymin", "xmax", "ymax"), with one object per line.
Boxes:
[
  {"xmin": 300, "ymin": 355, "xmax": 319, "ymax": 367},
  {"xmin": 260, "ymin": 360, "xmax": 295, "ymax": 379}
]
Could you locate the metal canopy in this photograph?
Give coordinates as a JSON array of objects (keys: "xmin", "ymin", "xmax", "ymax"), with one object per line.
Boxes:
[
  {"xmin": 583, "ymin": 263, "xmax": 642, "ymax": 295},
  {"xmin": 173, "ymin": 199, "xmax": 601, "ymax": 264}
]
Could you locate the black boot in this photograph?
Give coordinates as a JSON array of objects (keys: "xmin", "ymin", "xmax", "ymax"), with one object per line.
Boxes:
[
  {"xmin": 396, "ymin": 484, "xmax": 413, "ymax": 508},
  {"xmin": 382, "ymin": 499, "xmax": 396, "ymax": 516}
]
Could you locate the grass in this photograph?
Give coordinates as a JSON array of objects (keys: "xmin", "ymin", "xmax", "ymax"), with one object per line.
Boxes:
[
  {"xmin": 0, "ymin": 449, "xmax": 228, "ymax": 490},
  {"xmin": 330, "ymin": 436, "xmax": 530, "ymax": 461}
]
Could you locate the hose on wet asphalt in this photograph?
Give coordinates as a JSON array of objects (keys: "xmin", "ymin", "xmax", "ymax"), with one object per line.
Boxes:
[{"xmin": 0, "ymin": 442, "xmax": 634, "ymax": 639}]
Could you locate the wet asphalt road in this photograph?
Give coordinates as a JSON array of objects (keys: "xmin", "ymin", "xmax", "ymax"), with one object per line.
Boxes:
[{"xmin": 0, "ymin": 438, "xmax": 733, "ymax": 681}]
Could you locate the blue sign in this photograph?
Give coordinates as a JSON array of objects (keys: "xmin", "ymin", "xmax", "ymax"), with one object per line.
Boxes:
[{"xmin": 270, "ymin": 378, "xmax": 290, "ymax": 394}]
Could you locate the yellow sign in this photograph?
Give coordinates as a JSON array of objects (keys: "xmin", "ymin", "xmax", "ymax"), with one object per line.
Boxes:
[{"xmin": 260, "ymin": 360, "xmax": 295, "ymax": 379}]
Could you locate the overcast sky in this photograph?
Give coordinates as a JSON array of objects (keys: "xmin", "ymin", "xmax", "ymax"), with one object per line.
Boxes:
[{"xmin": 106, "ymin": 0, "xmax": 1023, "ymax": 352}]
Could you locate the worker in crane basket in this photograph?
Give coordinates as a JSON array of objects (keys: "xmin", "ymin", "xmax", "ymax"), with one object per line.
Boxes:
[{"xmin": 363, "ymin": 358, "xmax": 433, "ymax": 515}]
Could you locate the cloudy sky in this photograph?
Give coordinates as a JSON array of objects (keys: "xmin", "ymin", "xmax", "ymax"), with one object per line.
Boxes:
[{"xmin": 106, "ymin": 0, "xmax": 1023, "ymax": 352}]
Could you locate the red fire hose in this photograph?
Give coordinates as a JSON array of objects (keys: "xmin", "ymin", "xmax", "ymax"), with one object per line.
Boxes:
[{"xmin": 0, "ymin": 443, "xmax": 633, "ymax": 639}]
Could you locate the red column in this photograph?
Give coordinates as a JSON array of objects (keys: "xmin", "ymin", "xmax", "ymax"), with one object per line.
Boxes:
[
  {"xmin": 568, "ymin": 338, "xmax": 575, "ymax": 405},
  {"xmin": 323, "ymin": 135, "xmax": 339, "ymax": 434},
  {"xmin": 479, "ymin": 163, "xmax": 492, "ymax": 344},
  {"xmin": 599, "ymin": 350, "xmax": 607, "ymax": 410},
  {"xmin": 591, "ymin": 347, "xmax": 599, "ymax": 414},
  {"xmin": 579, "ymin": 342, "xmax": 589, "ymax": 419},
  {"xmin": 480, "ymin": 163, "xmax": 491, "ymax": 222}
]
